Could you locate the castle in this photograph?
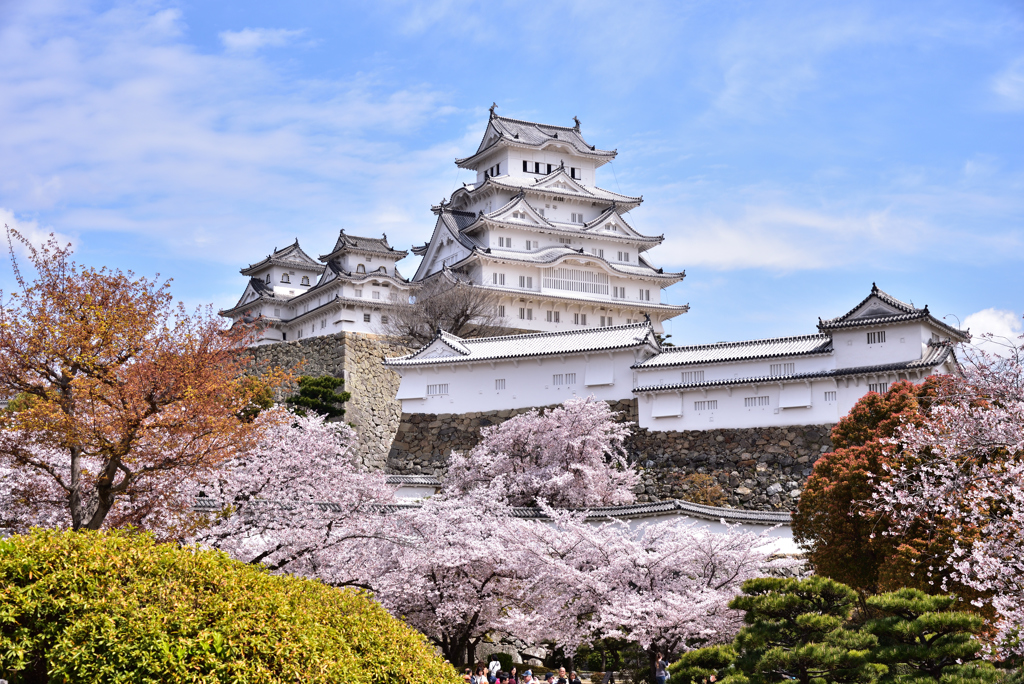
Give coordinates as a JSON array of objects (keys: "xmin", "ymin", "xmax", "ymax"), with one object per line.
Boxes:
[{"xmin": 223, "ymin": 110, "xmax": 969, "ymax": 435}]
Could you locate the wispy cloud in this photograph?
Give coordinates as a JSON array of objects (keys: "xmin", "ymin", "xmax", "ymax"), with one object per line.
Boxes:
[
  {"xmin": 0, "ymin": 2, "xmax": 459, "ymax": 269},
  {"xmin": 964, "ymin": 307, "xmax": 1023, "ymax": 357},
  {"xmin": 0, "ymin": 208, "xmax": 75, "ymax": 258},
  {"xmin": 992, "ymin": 57, "xmax": 1024, "ymax": 110},
  {"xmin": 219, "ymin": 27, "xmax": 306, "ymax": 53}
]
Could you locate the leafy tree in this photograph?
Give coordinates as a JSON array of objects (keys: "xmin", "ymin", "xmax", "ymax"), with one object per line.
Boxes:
[
  {"xmin": 0, "ymin": 528, "xmax": 460, "ymax": 684},
  {"xmin": 0, "ymin": 229, "xmax": 284, "ymax": 532},
  {"xmin": 285, "ymin": 375, "xmax": 351, "ymax": 419},
  {"xmin": 669, "ymin": 644, "xmax": 737, "ymax": 684},
  {"xmin": 685, "ymin": 576, "xmax": 888, "ymax": 684},
  {"xmin": 792, "ymin": 379, "xmax": 974, "ymax": 597},
  {"xmin": 864, "ymin": 588, "xmax": 996, "ymax": 683}
]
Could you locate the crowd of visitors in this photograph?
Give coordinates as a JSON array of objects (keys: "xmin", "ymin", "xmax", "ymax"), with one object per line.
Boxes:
[{"xmin": 462, "ymin": 663, "xmax": 583, "ymax": 684}]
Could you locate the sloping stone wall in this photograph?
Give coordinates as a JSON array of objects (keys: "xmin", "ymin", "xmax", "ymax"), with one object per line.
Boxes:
[
  {"xmin": 386, "ymin": 399, "xmax": 833, "ymax": 511},
  {"xmin": 249, "ymin": 333, "xmax": 409, "ymax": 470}
]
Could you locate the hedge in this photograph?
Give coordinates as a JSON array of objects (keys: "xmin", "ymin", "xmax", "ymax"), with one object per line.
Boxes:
[{"xmin": 0, "ymin": 528, "xmax": 461, "ymax": 684}]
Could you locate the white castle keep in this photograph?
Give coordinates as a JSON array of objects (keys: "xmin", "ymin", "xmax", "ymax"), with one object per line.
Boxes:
[{"xmin": 221, "ymin": 108, "xmax": 687, "ymax": 341}]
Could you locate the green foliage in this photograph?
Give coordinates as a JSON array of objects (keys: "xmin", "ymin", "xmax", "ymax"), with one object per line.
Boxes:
[
  {"xmin": 864, "ymin": 589, "xmax": 993, "ymax": 683},
  {"xmin": 236, "ymin": 375, "xmax": 276, "ymax": 422},
  {"xmin": 285, "ymin": 375, "xmax": 351, "ymax": 419},
  {"xmin": 669, "ymin": 644, "xmax": 738, "ymax": 684},
  {"xmin": 0, "ymin": 528, "xmax": 461, "ymax": 684},
  {"xmin": 672, "ymin": 576, "xmax": 885, "ymax": 684}
]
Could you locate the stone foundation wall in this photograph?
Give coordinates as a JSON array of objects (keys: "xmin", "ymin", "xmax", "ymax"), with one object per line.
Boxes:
[
  {"xmin": 387, "ymin": 399, "xmax": 833, "ymax": 511},
  {"xmin": 250, "ymin": 333, "xmax": 409, "ymax": 469}
]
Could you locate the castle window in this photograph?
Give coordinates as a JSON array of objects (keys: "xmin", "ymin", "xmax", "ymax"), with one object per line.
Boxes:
[
  {"xmin": 552, "ymin": 374, "xmax": 564, "ymax": 386},
  {"xmin": 354, "ymin": 288, "xmax": 363, "ymax": 297},
  {"xmin": 639, "ymin": 289, "xmax": 650, "ymax": 301},
  {"xmin": 524, "ymin": 240, "xmax": 534, "ymax": 250},
  {"xmin": 571, "ymin": 212, "xmax": 584, "ymax": 223},
  {"xmin": 613, "ymin": 286, "xmax": 625, "ymax": 299},
  {"xmin": 495, "ymin": 378, "xmax": 506, "ymax": 390},
  {"xmin": 499, "ymin": 237, "xmax": 511, "ymax": 248},
  {"xmin": 546, "ymin": 310, "xmax": 560, "ymax": 323},
  {"xmin": 867, "ymin": 331, "xmax": 886, "ymax": 344},
  {"xmin": 372, "ymin": 291, "xmax": 381, "ymax": 300},
  {"xmin": 566, "ymin": 373, "xmax": 576, "ymax": 384},
  {"xmin": 518, "ymin": 275, "xmax": 533, "ymax": 289},
  {"xmin": 523, "ymin": 160, "xmax": 528, "ymax": 172},
  {"xmin": 590, "ymin": 248, "xmax": 604, "ymax": 258},
  {"xmin": 492, "ymin": 273, "xmax": 505, "ymax": 286},
  {"xmin": 545, "ymin": 267, "xmax": 608, "ymax": 295},
  {"xmin": 363, "ymin": 313, "xmax": 371, "ymax": 323},
  {"xmin": 600, "ymin": 316, "xmax": 613, "ymax": 327},
  {"xmin": 519, "ymin": 307, "xmax": 533, "ymax": 321},
  {"xmin": 574, "ymin": 313, "xmax": 587, "ymax": 325},
  {"xmin": 694, "ymin": 400, "xmax": 718, "ymax": 411},
  {"xmin": 301, "ymin": 276, "xmax": 309, "ymax": 285},
  {"xmin": 321, "ymin": 319, "xmax": 326, "ymax": 329},
  {"xmin": 869, "ymin": 382, "xmax": 890, "ymax": 394},
  {"xmin": 274, "ymin": 308, "xmax": 281, "ymax": 317},
  {"xmin": 681, "ymin": 370, "xmax": 704, "ymax": 384},
  {"xmin": 497, "ymin": 305, "xmax": 506, "ymax": 317},
  {"xmin": 538, "ymin": 208, "xmax": 545, "ymax": 217},
  {"xmin": 426, "ymin": 383, "xmax": 449, "ymax": 396},
  {"xmin": 265, "ymin": 274, "xmax": 271, "ymax": 284},
  {"xmin": 357, "ymin": 264, "xmax": 365, "ymax": 274},
  {"xmin": 558, "ymin": 237, "xmax": 572, "ymax": 244},
  {"xmin": 617, "ymin": 251, "xmax": 630, "ymax": 262},
  {"xmin": 824, "ymin": 391, "xmax": 837, "ymax": 402},
  {"xmin": 547, "ymin": 163, "xmax": 553, "ymax": 174},
  {"xmin": 381, "ymin": 315, "xmax": 389, "ymax": 324},
  {"xmin": 282, "ymin": 332, "xmax": 287, "ymax": 340},
  {"xmin": 770, "ymin": 363, "xmax": 795, "ymax": 376},
  {"xmin": 281, "ymin": 273, "xmax": 290, "ymax": 283},
  {"xmin": 570, "ymin": 167, "xmax": 580, "ymax": 180},
  {"xmin": 744, "ymin": 396, "xmax": 770, "ymax": 407}
]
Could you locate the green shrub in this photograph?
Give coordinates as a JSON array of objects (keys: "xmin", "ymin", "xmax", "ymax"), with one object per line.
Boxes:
[
  {"xmin": 488, "ymin": 652, "xmax": 514, "ymax": 673},
  {"xmin": 0, "ymin": 528, "xmax": 460, "ymax": 684}
]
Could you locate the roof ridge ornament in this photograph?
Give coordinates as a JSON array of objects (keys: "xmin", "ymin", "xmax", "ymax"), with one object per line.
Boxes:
[
  {"xmin": 573, "ymin": 115, "xmax": 580, "ymax": 131},
  {"xmin": 489, "ymin": 102, "xmax": 497, "ymax": 118},
  {"xmin": 872, "ymin": 282, "xmax": 878, "ymax": 293}
]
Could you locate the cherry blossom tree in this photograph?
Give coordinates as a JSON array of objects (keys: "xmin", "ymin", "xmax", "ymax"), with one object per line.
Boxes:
[
  {"xmin": 444, "ymin": 397, "xmax": 639, "ymax": 508},
  {"xmin": 0, "ymin": 229, "xmax": 282, "ymax": 532},
  {"xmin": 872, "ymin": 334, "xmax": 1024, "ymax": 658},
  {"xmin": 189, "ymin": 407, "xmax": 397, "ymax": 587}
]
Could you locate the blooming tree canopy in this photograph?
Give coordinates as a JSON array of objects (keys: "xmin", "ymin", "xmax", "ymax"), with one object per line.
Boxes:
[
  {"xmin": 444, "ymin": 397, "xmax": 638, "ymax": 508},
  {"xmin": 191, "ymin": 407, "xmax": 397, "ymax": 586},
  {"xmin": 873, "ymin": 335, "xmax": 1024, "ymax": 658},
  {"xmin": 0, "ymin": 229, "xmax": 282, "ymax": 531}
]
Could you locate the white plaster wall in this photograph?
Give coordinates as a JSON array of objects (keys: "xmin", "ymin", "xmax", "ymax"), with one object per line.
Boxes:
[
  {"xmin": 394, "ymin": 349, "xmax": 638, "ymax": 414},
  {"xmin": 597, "ymin": 513, "xmax": 797, "ymax": 555},
  {"xmin": 831, "ymin": 322, "xmax": 930, "ymax": 367}
]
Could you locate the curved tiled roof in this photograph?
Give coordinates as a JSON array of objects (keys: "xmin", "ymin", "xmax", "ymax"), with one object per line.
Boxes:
[
  {"xmin": 818, "ymin": 284, "xmax": 969, "ymax": 341},
  {"xmin": 634, "ymin": 334, "xmax": 833, "ymax": 369},
  {"xmin": 384, "ymin": 322, "xmax": 658, "ymax": 367},
  {"xmin": 456, "ymin": 112, "xmax": 616, "ymax": 168},
  {"xmin": 445, "ymin": 170, "xmax": 643, "ymax": 211},
  {"xmin": 241, "ymin": 240, "xmax": 326, "ymax": 276},
  {"xmin": 319, "ymin": 230, "xmax": 408, "ymax": 261},
  {"xmin": 473, "ymin": 245, "xmax": 684, "ymax": 281},
  {"xmin": 634, "ymin": 345, "xmax": 955, "ymax": 393},
  {"xmin": 194, "ymin": 495, "xmax": 790, "ymax": 526}
]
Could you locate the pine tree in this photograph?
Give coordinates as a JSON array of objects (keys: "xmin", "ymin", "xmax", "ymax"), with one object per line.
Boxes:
[
  {"xmin": 285, "ymin": 376, "xmax": 351, "ymax": 419},
  {"xmin": 864, "ymin": 589, "xmax": 999, "ymax": 683},
  {"xmin": 671, "ymin": 576, "xmax": 887, "ymax": 684}
]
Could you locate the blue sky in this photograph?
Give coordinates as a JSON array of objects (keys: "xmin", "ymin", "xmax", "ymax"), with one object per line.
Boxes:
[{"xmin": 1, "ymin": 0, "xmax": 1022, "ymax": 346}]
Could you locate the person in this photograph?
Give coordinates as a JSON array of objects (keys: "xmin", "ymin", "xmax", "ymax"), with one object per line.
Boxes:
[
  {"xmin": 476, "ymin": 667, "xmax": 489, "ymax": 684},
  {"xmin": 544, "ymin": 675, "xmax": 554, "ymax": 684},
  {"xmin": 509, "ymin": 667, "xmax": 519, "ymax": 684},
  {"xmin": 489, "ymin": 657, "xmax": 502, "ymax": 678},
  {"xmin": 569, "ymin": 671, "xmax": 583, "ymax": 684},
  {"xmin": 463, "ymin": 668, "xmax": 473, "ymax": 683},
  {"xmin": 556, "ymin": 667, "xmax": 568, "ymax": 684},
  {"xmin": 655, "ymin": 653, "xmax": 669, "ymax": 684},
  {"xmin": 522, "ymin": 670, "xmax": 534, "ymax": 684}
]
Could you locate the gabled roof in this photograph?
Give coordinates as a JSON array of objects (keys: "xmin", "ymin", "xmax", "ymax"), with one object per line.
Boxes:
[
  {"xmin": 220, "ymin": 278, "xmax": 277, "ymax": 318},
  {"xmin": 319, "ymin": 230, "xmax": 408, "ymax": 262},
  {"xmin": 818, "ymin": 284, "xmax": 969, "ymax": 341},
  {"xmin": 447, "ymin": 168, "xmax": 643, "ymax": 211},
  {"xmin": 241, "ymin": 240, "xmax": 326, "ymax": 276},
  {"xmin": 634, "ymin": 344, "xmax": 956, "ymax": 394},
  {"xmin": 456, "ymin": 110, "xmax": 616, "ymax": 169},
  {"xmin": 634, "ymin": 334, "xmax": 834, "ymax": 369},
  {"xmin": 384, "ymin": 322, "xmax": 659, "ymax": 367},
  {"xmin": 411, "ymin": 210, "xmax": 480, "ymax": 281}
]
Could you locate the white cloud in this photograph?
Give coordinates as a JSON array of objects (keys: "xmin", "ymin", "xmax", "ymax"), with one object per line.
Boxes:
[
  {"xmin": 992, "ymin": 57, "xmax": 1024, "ymax": 110},
  {"xmin": 0, "ymin": 3, "xmax": 459, "ymax": 270},
  {"xmin": 964, "ymin": 307, "xmax": 1023, "ymax": 356},
  {"xmin": 0, "ymin": 208, "xmax": 75, "ymax": 257},
  {"xmin": 219, "ymin": 27, "xmax": 306, "ymax": 53}
]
